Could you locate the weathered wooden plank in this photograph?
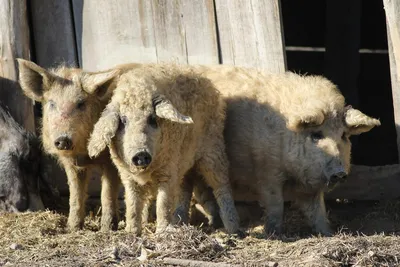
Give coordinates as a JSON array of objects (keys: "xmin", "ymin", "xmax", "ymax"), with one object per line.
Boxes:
[
  {"xmin": 327, "ymin": 164, "xmax": 400, "ymax": 200},
  {"xmin": 30, "ymin": 0, "xmax": 78, "ymax": 67},
  {"xmin": 214, "ymin": 0, "xmax": 286, "ymax": 72},
  {"xmin": 77, "ymin": 0, "xmax": 219, "ymax": 71},
  {"xmin": 151, "ymin": 0, "xmax": 219, "ymax": 65},
  {"xmin": 180, "ymin": 0, "xmax": 219, "ymax": 64},
  {"xmin": 383, "ymin": 0, "xmax": 400, "ymax": 160},
  {"xmin": 0, "ymin": 0, "xmax": 34, "ymax": 132},
  {"xmin": 77, "ymin": 0, "xmax": 157, "ymax": 71}
]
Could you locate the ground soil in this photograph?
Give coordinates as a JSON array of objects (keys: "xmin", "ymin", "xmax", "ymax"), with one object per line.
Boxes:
[{"xmin": 1, "ymin": 199, "xmax": 400, "ymax": 267}]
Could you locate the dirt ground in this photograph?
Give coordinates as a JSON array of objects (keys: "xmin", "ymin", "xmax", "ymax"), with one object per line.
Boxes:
[{"xmin": 1, "ymin": 199, "xmax": 400, "ymax": 267}]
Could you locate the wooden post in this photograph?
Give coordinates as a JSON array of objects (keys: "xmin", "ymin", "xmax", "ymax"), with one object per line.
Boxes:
[
  {"xmin": 214, "ymin": 0, "xmax": 286, "ymax": 72},
  {"xmin": 383, "ymin": 0, "xmax": 400, "ymax": 161},
  {"xmin": 0, "ymin": 0, "xmax": 34, "ymax": 132}
]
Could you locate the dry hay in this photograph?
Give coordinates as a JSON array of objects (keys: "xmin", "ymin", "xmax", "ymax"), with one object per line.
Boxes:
[{"xmin": 0, "ymin": 200, "xmax": 399, "ymax": 267}]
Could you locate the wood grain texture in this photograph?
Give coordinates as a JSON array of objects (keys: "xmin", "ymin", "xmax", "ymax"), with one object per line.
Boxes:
[
  {"xmin": 384, "ymin": 0, "xmax": 400, "ymax": 160},
  {"xmin": 30, "ymin": 0, "xmax": 78, "ymax": 68},
  {"xmin": 214, "ymin": 0, "xmax": 286, "ymax": 72},
  {"xmin": 0, "ymin": 0, "xmax": 35, "ymax": 132},
  {"xmin": 78, "ymin": 0, "xmax": 157, "ymax": 71},
  {"xmin": 151, "ymin": 0, "xmax": 219, "ymax": 65}
]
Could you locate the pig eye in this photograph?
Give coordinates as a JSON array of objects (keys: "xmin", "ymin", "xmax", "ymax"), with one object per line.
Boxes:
[
  {"xmin": 76, "ymin": 100, "xmax": 86, "ymax": 110},
  {"xmin": 48, "ymin": 100, "xmax": 56, "ymax": 110},
  {"xmin": 147, "ymin": 115, "xmax": 158, "ymax": 128},
  {"xmin": 120, "ymin": 116, "xmax": 128, "ymax": 125},
  {"xmin": 310, "ymin": 131, "xmax": 324, "ymax": 142}
]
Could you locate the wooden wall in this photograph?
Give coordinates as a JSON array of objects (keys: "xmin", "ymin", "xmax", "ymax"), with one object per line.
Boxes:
[{"xmin": 0, "ymin": 0, "xmax": 399, "ymax": 201}]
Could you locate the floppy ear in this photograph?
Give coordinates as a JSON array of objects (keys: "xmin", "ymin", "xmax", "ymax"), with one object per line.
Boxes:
[
  {"xmin": 87, "ymin": 104, "xmax": 120, "ymax": 158},
  {"xmin": 81, "ymin": 69, "xmax": 120, "ymax": 100},
  {"xmin": 345, "ymin": 107, "xmax": 380, "ymax": 135},
  {"xmin": 153, "ymin": 95, "xmax": 193, "ymax": 124},
  {"xmin": 286, "ymin": 110, "xmax": 325, "ymax": 132},
  {"xmin": 17, "ymin": 58, "xmax": 55, "ymax": 102}
]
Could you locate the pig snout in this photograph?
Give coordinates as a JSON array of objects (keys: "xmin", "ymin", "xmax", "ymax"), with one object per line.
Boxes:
[
  {"xmin": 329, "ymin": 171, "xmax": 348, "ymax": 185},
  {"xmin": 54, "ymin": 136, "xmax": 73, "ymax": 150},
  {"xmin": 324, "ymin": 164, "xmax": 348, "ymax": 189},
  {"xmin": 132, "ymin": 151, "xmax": 152, "ymax": 168},
  {"xmin": 14, "ymin": 194, "xmax": 29, "ymax": 212}
]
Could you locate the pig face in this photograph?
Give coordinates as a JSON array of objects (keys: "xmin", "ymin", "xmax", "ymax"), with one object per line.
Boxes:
[
  {"xmin": 287, "ymin": 107, "xmax": 380, "ymax": 190},
  {"xmin": 18, "ymin": 59, "xmax": 118, "ymax": 157},
  {"xmin": 88, "ymin": 77, "xmax": 193, "ymax": 174}
]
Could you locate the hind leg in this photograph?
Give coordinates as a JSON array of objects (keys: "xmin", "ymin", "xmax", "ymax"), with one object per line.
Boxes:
[
  {"xmin": 196, "ymin": 154, "xmax": 239, "ymax": 234},
  {"xmin": 295, "ymin": 191, "xmax": 332, "ymax": 236},
  {"xmin": 100, "ymin": 164, "xmax": 121, "ymax": 231}
]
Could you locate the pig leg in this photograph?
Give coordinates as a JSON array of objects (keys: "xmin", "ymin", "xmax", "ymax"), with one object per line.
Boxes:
[
  {"xmin": 258, "ymin": 181, "xmax": 284, "ymax": 235},
  {"xmin": 65, "ymin": 166, "xmax": 90, "ymax": 230},
  {"xmin": 196, "ymin": 157, "xmax": 239, "ymax": 234},
  {"xmin": 156, "ymin": 179, "xmax": 177, "ymax": 233},
  {"xmin": 172, "ymin": 173, "xmax": 194, "ymax": 225},
  {"xmin": 295, "ymin": 191, "xmax": 332, "ymax": 236},
  {"xmin": 193, "ymin": 180, "xmax": 222, "ymax": 227},
  {"xmin": 100, "ymin": 165, "xmax": 120, "ymax": 231},
  {"xmin": 122, "ymin": 179, "xmax": 144, "ymax": 235}
]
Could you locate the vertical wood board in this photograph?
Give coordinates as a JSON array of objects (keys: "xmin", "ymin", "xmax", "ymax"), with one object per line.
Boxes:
[
  {"xmin": 384, "ymin": 0, "xmax": 400, "ymax": 160},
  {"xmin": 0, "ymin": 0, "xmax": 35, "ymax": 132},
  {"xmin": 214, "ymin": 0, "xmax": 286, "ymax": 72}
]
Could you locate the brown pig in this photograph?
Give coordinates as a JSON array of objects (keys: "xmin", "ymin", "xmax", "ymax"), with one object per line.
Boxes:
[{"xmin": 17, "ymin": 59, "xmax": 139, "ymax": 231}]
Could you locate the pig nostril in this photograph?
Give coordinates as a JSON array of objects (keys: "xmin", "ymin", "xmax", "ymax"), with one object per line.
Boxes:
[
  {"xmin": 54, "ymin": 137, "xmax": 72, "ymax": 150},
  {"xmin": 132, "ymin": 152, "xmax": 152, "ymax": 167}
]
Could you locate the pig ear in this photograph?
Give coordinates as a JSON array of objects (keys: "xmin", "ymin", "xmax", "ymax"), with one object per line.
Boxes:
[
  {"xmin": 81, "ymin": 69, "xmax": 120, "ymax": 100},
  {"xmin": 88, "ymin": 104, "xmax": 120, "ymax": 158},
  {"xmin": 286, "ymin": 110, "xmax": 325, "ymax": 132},
  {"xmin": 153, "ymin": 95, "xmax": 193, "ymax": 124},
  {"xmin": 17, "ymin": 58, "xmax": 54, "ymax": 102},
  {"xmin": 345, "ymin": 107, "xmax": 380, "ymax": 135}
]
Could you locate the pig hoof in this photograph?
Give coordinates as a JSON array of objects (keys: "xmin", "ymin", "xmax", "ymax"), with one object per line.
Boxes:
[
  {"xmin": 125, "ymin": 224, "xmax": 142, "ymax": 236},
  {"xmin": 67, "ymin": 221, "xmax": 83, "ymax": 231},
  {"xmin": 100, "ymin": 215, "xmax": 119, "ymax": 231},
  {"xmin": 230, "ymin": 229, "xmax": 247, "ymax": 239}
]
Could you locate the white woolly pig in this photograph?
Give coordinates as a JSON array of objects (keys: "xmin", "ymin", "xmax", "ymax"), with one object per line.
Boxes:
[
  {"xmin": 183, "ymin": 66, "xmax": 380, "ymax": 236},
  {"xmin": 87, "ymin": 64, "xmax": 239, "ymax": 235}
]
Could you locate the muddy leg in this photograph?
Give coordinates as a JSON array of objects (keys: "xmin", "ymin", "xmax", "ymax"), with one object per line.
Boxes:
[
  {"xmin": 295, "ymin": 191, "xmax": 332, "ymax": 236},
  {"xmin": 122, "ymin": 179, "xmax": 144, "ymax": 235},
  {"xmin": 100, "ymin": 165, "xmax": 121, "ymax": 231},
  {"xmin": 193, "ymin": 179, "xmax": 221, "ymax": 227},
  {"xmin": 65, "ymin": 166, "xmax": 90, "ymax": 230}
]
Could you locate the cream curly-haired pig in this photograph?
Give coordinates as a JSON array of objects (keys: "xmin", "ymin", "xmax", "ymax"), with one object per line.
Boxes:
[
  {"xmin": 87, "ymin": 64, "xmax": 239, "ymax": 235},
  {"xmin": 178, "ymin": 66, "xmax": 380, "ymax": 236}
]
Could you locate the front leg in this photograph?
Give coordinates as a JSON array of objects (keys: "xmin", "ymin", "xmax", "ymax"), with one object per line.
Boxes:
[
  {"xmin": 156, "ymin": 179, "xmax": 176, "ymax": 233},
  {"xmin": 100, "ymin": 164, "xmax": 121, "ymax": 231},
  {"xmin": 259, "ymin": 183, "xmax": 284, "ymax": 235},
  {"xmin": 122, "ymin": 178, "xmax": 144, "ymax": 235},
  {"xmin": 64, "ymin": 165, "xmax": 90, "ymax": 231},
  {"xmin": 295, "ymin": 191, "xmax": 332, "ymax": 236}
]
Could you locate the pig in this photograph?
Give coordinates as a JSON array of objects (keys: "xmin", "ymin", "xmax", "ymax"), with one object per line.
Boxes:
[
  {"xmin": 17, "ymin": 59, "xmax": 140, "ymax": 231},
  {"xmin": 0, "ymin": 102, "xmax": 44, "ymax": 213},
  {"xmin": 87, "ymin": 64, "xmax": 239, "ymax": 235},
  {"xmin": 179, "ymin": 66, "xmax": 380, "ymax": 236}
]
